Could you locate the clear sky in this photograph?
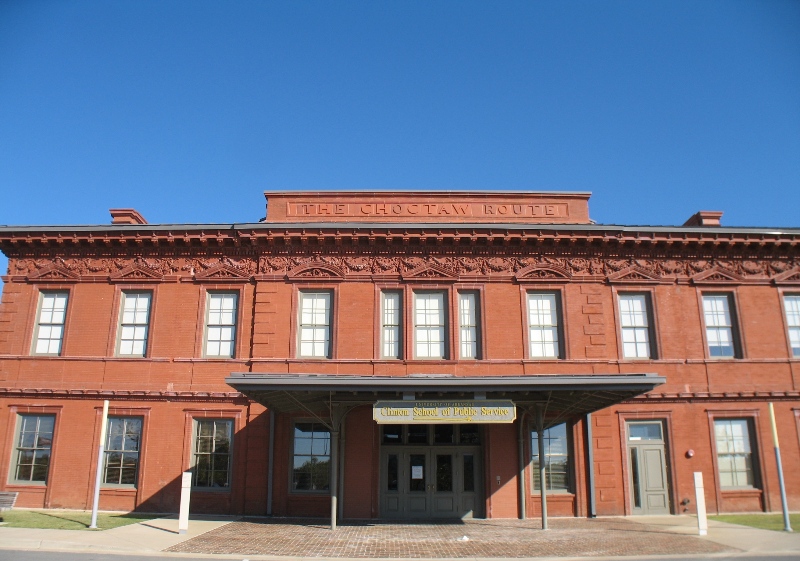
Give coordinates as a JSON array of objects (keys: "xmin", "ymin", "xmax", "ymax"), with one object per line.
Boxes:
[{"xmin": 1, "ymin": 1, "xmax": 799, "ymax": 285}]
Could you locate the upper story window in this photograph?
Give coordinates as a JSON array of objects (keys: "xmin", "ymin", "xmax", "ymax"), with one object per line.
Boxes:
[
  {"xmin": 32, "ymin": 291, "xmax": 68, "ymax": 355},
  {"xmin": 117, "ymin": 291, "xmax": 151, "ymax": 357},
  {"xmin": 204, "ymin": 292, "xmax": 238, "ymax": 358},
  {"xmin": 414, "ymin": 291, "xmax": 446, "ymax": 359},
  {"xmin": 381, "ymin": 291, "xmax": 402, "ymax": 359},
  {"xmin": 526, "ymin": 292, "xmax": 562, "ymax": 359},
  {"xmin": 458, "ymin": 291, "xmax": 481, "ymax": 359},
  {"xmin": 783, "ymin": 294, "xmax": 800, "ymax": 358},
  {"xmin": 298, "ymin": 291, "xmax": 332, "ymax": 358},
  {"xmin": 618, "ymin": 293, "xmax": 656, "ymax": 359},
  {"xmin": 12, "ymin": 414, "xmax": 55, "ymax": 484},
  {"xmin": 702, "ymin": 294, "xmax": 740, "ymax": 358}
]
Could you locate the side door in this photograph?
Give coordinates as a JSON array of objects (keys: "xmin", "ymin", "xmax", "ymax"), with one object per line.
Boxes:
[{"xmin": 627, "ymin": 421, "xmax": 671, "ymax": 514}]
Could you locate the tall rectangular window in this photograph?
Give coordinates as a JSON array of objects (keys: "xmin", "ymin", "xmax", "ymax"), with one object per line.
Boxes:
[
  {"xmin": 527, "ymin": 292, "xmax": 561, "ymax": 358},
  {"xmin": 292, "ymin": 422, "xmax": 331, "ymax": 492},
  {"xmin": 13, "ymin": 415, "xmax": 55, "ymax": 483},
  {"xmin": 458, "ymin": 291, "xmax": 480, "ymax": 359},
  {"xmin": 381, "ymin": 291, "xmax": 402, "ymax": 359},
  {"xmin": 33, "ymin": 292, "xmax": 68, "ymax": 355},
  {"xmin": 103, "ymin": 417, "xmax": 142, "ymax": 486},
  {"xmin": 531, "ymin": 423, "xmax": 570, "ymax": 492},
  {"xmin": 714, "ymin": 419, "xmax": 756, "ymax": 489},
  {"xmin": 619, "ymin": 293, "xmax": 655, "ymax": 359},
  {"xmin": 414, "ymin": 292, "xmax": 446, "ymax": 359},
  {"xmin": 703, "ymin": 294, "xmax": 738, "ymax": 358},
  {"xmin": 299, "ymin": 291, "xmax": 332, "ymax": 358},
  {"xmin": 117, "ymin": 292, "xmax": 151, "ymax": 357},
  {"xmin": 783, "ymin": 295, "xmax": 800, "ymax": 357},
  {"xmin": 193, "ymin": 419, "xmax": 233, "ymax": 488},
  {"xmin": 204, "ymin": 292, "xmax": 238, "ymax": 358}
]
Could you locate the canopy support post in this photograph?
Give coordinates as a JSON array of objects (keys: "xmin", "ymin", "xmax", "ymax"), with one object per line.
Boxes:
[{"xmin": 536, "ymin": 406, "xmax": 548, "ymax": 530}]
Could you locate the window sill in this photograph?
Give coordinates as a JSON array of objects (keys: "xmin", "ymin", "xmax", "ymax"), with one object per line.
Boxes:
[
  {"xmin": 720, "ymin": 488, "xmax": 761, "ymax": 497},
  {"xmin": 100, "ymin": 486, "xmax": 137, "ymax": 495},
  {"xmin": 191, "ymin": 487, "xmax": 232, "ymax": 494},
  {"xmin": 5, "ymin": 482, "xmax": 47, "ymax": 489},
  {"xmin": 530, "ymin": 491, "xmax": 574, "ymax": 496}
]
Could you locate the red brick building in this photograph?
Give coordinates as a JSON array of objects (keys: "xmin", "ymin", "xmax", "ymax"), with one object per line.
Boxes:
[{"xmin": 0, "ymin": 191, "xmax": 798, "ymax": 521}]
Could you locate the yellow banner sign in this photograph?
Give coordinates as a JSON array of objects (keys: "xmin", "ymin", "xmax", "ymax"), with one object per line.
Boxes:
[{"xmin": 373, "ymin": 400, "xmax": 516, "ymax": 424}]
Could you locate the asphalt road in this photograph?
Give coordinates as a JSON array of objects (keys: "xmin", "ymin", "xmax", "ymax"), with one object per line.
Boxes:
[{"xmin": 2, "ymin": 552, "xmax": 800, "ymax": 561}]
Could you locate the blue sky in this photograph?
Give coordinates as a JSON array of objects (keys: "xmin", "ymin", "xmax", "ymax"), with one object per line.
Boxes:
[{"xmin": 1, "ymin": 1, "xmax": 799, "ymax": 284}]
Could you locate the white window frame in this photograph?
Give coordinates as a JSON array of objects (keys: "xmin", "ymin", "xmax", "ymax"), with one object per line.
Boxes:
[
  {"xmin": 783, "ymin": 294, "xmax": 800, "ymax": 358},
  {"xmin": 702, "ymin": 293, "xmax": 739, "ymax": 359},
  {"xmin": 618, "ymin": 293, "xmax": 655, "ymax": 359},
  {"xmin": 714, "ymin": 418, "xmax": 756, "ymax": 489},
  {"xmin": 458, "ymin": 291, "xmax": 480, "ymax": 359},
  {"xmin": 413, "ymin": 291, "xmax": 447, "ymax": 359},
  {"xmin": 298, "ymin": 291, "xmax": 332, "ymax": 359},
  {"xmin": 32, "ymin": 291, "xmax": 69, "ymax": 356},
  {"xmin": 204, "ymin": 292, "xmax": 238, "ymax": 358},
  {"xmin": 117, "ymin": 291, "xmax": 152, "ymax": 357},
  {"xmin": 192, "ymin": 418, "xmax": 234, "ymax": 489},
  {"xmin": 381, "ymin": 291, "xmax": 402, "ymax": 359},
  {"xmin": 526, "ymin": 292, "xmax": 562, "ymax": 359}
]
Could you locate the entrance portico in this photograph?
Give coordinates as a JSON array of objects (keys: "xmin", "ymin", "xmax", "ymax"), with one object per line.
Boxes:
[{"xmin": 226, "ymin": 373, "xmax": 664, "ymax": 528}]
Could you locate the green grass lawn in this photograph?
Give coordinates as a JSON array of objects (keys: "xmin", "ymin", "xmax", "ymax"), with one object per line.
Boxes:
[
  {"xmin": 709, "ymin": 513, "xmax": 800, "ymax": 532},
  {"xmin": 0, "ymin": 509, "xmax": 154, "ymax": 531}
]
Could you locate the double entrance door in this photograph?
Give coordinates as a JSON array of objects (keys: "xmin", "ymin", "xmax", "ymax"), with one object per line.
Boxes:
[{"xmin": 380, "ymin": 446, "xmax": 482, "ymax": 519}]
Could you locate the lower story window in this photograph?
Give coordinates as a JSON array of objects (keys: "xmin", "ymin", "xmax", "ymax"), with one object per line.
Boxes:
[
  {"xmin": 13, "ymin": 414, "xmax": 55, "ymax": 483},
  {"xmin": 193, "ymin": 419, "xmax": 233, "ymax": 488},
  {"xmin": 103, "ymin": 417, "xmax": 142, "ymax": 486},
  {"xmin": 714, "ymin": 418, "xmax": 756, "ymax": 489},
  {"xmin": 531, "ymin": 423, "xmax": 570, "ymax": 492},
  {"xmin": 292, "ymin": 422, "xmax": 331, "ymax": 492}
]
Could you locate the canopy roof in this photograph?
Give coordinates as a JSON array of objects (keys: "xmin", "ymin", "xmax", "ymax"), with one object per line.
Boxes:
[{"xmin": 226, "ymin": 372, "xmax": 665, "ymax": 429}]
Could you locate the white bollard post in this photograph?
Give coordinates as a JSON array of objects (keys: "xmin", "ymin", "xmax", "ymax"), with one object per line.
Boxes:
[
  {"xmin": 178, "ymin": 471, "xmax": 192, "ymax": 534},
  {"xmin": 694, "ymin": 472, "xmax": 708, "ymax": 536}
]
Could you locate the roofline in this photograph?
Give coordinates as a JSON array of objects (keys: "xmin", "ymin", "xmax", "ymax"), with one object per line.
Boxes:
[
  {"xmin": 262, "ymin": 189, "xmax": 593, "ymax": 196},
  {"xmin": 0, "ymin": 222, "xmax": 798, "ymax": 236}
]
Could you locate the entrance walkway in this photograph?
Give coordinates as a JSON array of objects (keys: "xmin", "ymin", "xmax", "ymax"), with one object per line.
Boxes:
[{"xmin": 165, "ymin": 517, "xmax": 733, "ymax": 558}]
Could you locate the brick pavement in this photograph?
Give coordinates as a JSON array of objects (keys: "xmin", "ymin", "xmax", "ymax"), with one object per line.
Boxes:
[{"xmin": 166, "ymin": 517, "xmax": 735, "ymax": 558}]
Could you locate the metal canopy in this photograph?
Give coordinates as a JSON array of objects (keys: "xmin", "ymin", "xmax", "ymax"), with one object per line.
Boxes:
[{"xmin": 225, "ymin": 372, "xmax": 664, "ymax": 429}]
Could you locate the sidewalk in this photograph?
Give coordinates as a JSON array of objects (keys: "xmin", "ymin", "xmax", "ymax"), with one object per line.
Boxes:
[{"xmin": 0, "ymin": 513, "xmax": 799, "ymax": 559}]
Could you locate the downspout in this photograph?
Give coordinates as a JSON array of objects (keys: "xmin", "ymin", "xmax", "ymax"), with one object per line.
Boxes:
[
  {"xmin": 266, "ymin": 409, "xmax": 275, "ymax": 515},
  {"xmin": 518, "ymin": 412, "xmax": 527, "ymax": 520},
  {"xmin": 586, "ymin": 413, "xmax": 596, "ymax": 518}
]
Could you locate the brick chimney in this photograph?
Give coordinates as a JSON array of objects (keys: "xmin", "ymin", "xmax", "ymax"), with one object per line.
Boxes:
[
  {"xmin": 683, "ymin": 211, "xmax": 723, "ymax": 227},
  {"xmin": 110, "ymin": 209, "xmax": 148, "ymax": 225}
]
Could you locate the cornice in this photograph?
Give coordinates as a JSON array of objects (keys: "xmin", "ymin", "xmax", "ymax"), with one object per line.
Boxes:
[
  {"xmin": 0, "ymin": 387, "xmax": 247, "ymax": 403},
  {"xmin": 631, "ymin": 390, "xmax": 800, "ymax": 403},
  {"xmin": 5, "ymin": 253, "xmax": 799, "ymax": 286}
]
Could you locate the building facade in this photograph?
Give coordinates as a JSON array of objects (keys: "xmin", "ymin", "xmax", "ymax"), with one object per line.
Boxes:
[{"xmin": 0, "ymin": 191, "xmax": 799, "ymax": 520}]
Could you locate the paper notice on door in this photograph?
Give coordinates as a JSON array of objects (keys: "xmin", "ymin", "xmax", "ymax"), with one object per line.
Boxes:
[{"xmin": 411, "ymin": 466, "xmax": 423, "ymax": 480}]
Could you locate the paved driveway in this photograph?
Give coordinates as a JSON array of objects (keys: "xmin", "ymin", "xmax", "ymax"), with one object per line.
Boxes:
[{"xmin": 166, "ymin": 517, "xmax": 734, "ymax": 558}]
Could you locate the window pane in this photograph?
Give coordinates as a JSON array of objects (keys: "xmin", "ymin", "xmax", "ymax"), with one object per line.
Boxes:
[
  {"xmin": 205, "ymin": 293, "xmax": 237, "ymax": 357},
  {"xmin": 34, "ymin": 292, "xmax": 68, "ymax": 355},
  {"xmin": 714, "ymin": 419, "xmax": 755, "ymax": 489},
  {"xmin": 704, "ymin": 295, "xmax": 737, "ymax": 358},
  {"xmin": 292, "ymin": 422, "xmax": 330, "ymax": 493},
  {"xmin": 193, "ymin": 419, "xmax": 233, "ymax": 488},
  {"xmin": 531, "ymin": 423, "xmax": 569, "ymax": 492},
  {"xmin": 528, "ymin": 293, "xmax": 560, "ymax": 358},
  {"xmin": 784, "ymin": 296, "xmax": 800, "ymax": 357},
  {"xmin": 299, "ymin": 292, "xmax": 331, "ymax": 358},
  {"xmin": 14, "ymin": 415, "xmax": 55, "ymax": 483},
  {"xmin": 382, "ymin": 292, "xmax": 402, "ymax": 359}
]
